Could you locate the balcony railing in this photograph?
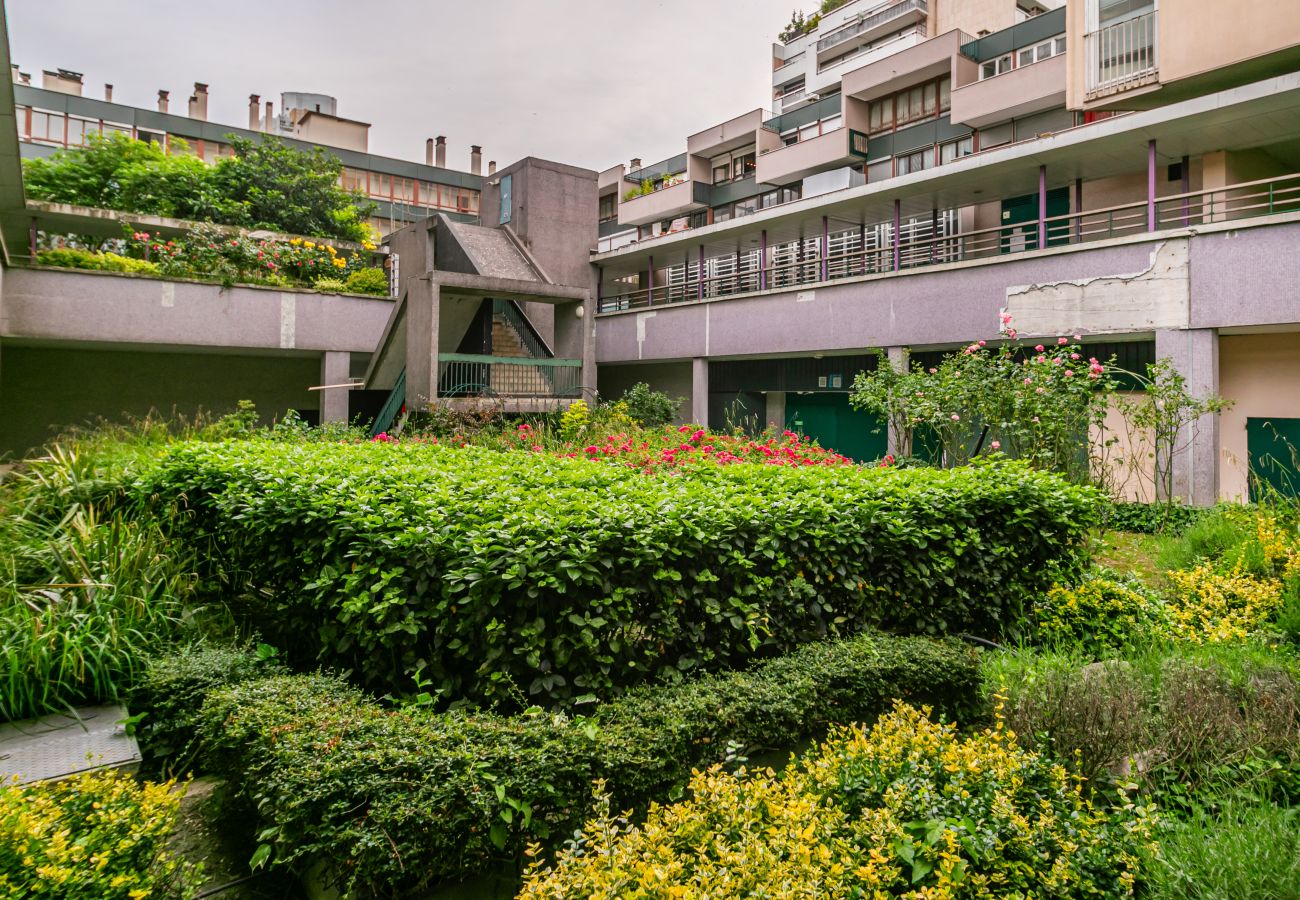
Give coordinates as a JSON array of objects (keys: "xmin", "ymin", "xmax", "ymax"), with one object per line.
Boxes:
[
  {"xmin": 1085, "ymin": 11, "xmax": 1158, "ymax": 94},
  {"xmin": 816, "ymin": 0, "xmax": 927, "ymax": 55},
  {"xmin": 597, "ymin": 171, "xmax": 1300, "ymax": 312},
  {"xmin": 438, "ymin": 354, "xmax": 581, "ymax": 398}
]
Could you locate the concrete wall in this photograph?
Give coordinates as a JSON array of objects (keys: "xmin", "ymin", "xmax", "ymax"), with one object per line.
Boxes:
[
  {"xmin": 1158, "ymin": 0, "xmax": 1300, "ymax": 87},
  {"xmin": 1218, "ymin": 332, "xmax": 1300, "ymax": 501},
  {"xmin": 934, "ymin": 0, "xmax": 1018, "ymax": 41},
  {"xmin": 951, "ymin": 54, "xmax": 1067, "ymax": 129},
  {"xmin": 1, "ymin": 268, "xmax": 392, "ymax": 354},
  {"xmin": 1092, "ymin": 392, "xmax": 1157, "ymax": 503},
  {"xmin": 596, "ymin": 360, "xmax": 693, "ymax": 423},
  {"xmin": 0, "ymin": 345, "xmax": 319, "ymax": 458}
]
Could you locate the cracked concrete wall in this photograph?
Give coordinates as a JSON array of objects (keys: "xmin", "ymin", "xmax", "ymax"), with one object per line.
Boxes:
[{"xmin": 1004, "ymin": 239, "xmax": 1190, "ymax": 336}]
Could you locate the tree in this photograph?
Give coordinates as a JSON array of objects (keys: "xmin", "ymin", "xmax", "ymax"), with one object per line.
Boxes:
[
  {"xmin": 212, "ymin": 136, "xmax": 374, "ymax": 242},
  {"xmin": 22, "ymin": 133, "xmax": 375, "ymax": 242},
  {"xmin": 618, "ymin": 383, "xmax": 683, "ymax": 427}
]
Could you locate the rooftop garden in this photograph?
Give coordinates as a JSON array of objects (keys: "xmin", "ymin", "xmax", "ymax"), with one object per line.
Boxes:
[
  {"xmin": 2, "ymin": 351, "xmax": 1297, "ymax": 895},
  {"xmin": 778, "ymin": 0, "xmax": 854, "ymax": 43}
]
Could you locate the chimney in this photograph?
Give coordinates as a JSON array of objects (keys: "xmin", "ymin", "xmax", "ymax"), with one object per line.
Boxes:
[
  {"xmin": 630, "ymin": 157, "xmax": 642, "ymax": 170},
  {"xmin": 42, "ymin": 68, "xmax": 83, "ymax": 96},
  {"xmin": 488, "ymin": 161, "xmax": 497, "ymax": 176},
  {"xmin": 188, "ymin": 82, "xmax": 208, "ymax": 121},
  {"xmin": 248, "ymin": 95, "xmax": 261, "ymax": 130},
  {"xmin": 425, "ymin": 138, "xmax": 434, "ymax": 166},
  {"xmin": 104, "ymin": 83, "xmax": 113, "ymax": 102},
  {"xmin": 435, "ymin": 135, "xmax": 446, "ymax": 168},
  {"xmin": 264, "ymin": 100, "xmax": 273, "ymax": 132},
  {"xmin": 470, "ymin": 145, "xmax": 482, "ymax": 176},
  {"xmin": 157, "ymin": 90, "xmax": 170, "ymax": 113}
]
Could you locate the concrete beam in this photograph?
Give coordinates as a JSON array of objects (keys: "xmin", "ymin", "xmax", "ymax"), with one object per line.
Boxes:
[
  {"xmin": 691, "ymin": 357, "xmax": 708, "ymax": 426},
  {"xmin": 405, "ymin": 276, "xmax": 440, "ymax": 409}
]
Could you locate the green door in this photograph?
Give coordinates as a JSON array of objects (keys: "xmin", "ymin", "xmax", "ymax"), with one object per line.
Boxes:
[
  {"xmin": 1001, "ymin": 187, "xmax": 1069, "ymax": 252},
  {"xmin": 785, "ymin": 393, "xmax": 886, "ymax": 462},
  {"xmin": 1247, "ymin": 417, "xmax": 1300, "ymax": 501}
]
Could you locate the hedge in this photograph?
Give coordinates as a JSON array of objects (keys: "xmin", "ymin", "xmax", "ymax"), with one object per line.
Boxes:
[
  {"xmin": 142, "ymin": 441, "xmax": 1097, "ymax": 704},
  {"xmin": 195, "ymin": 631, "xmax": 983, "ymax": 896}
]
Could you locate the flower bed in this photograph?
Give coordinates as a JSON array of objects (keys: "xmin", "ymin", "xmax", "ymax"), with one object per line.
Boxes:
[
  {"xmin": 189, "ymin": 631, "xmax": 982, "ymax": 895},
  {"xmin": 144, "ymin": 440, "xmax": 1098, "ymax": 704}
]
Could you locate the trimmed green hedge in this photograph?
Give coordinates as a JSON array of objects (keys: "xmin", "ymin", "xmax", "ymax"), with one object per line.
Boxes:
[
  {"xmin": 144, "ymin": 441, "xmax": 1097, "ymax": 703},
  {"xmin": 195, "ymin": 631, "xmax": 982, "ymax": 896}
]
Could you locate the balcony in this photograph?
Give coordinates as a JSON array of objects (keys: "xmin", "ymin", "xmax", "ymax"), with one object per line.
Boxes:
[
  {"xmin": 618, "ymin": 178, "xmax": 710, "ymax": 227},
  {"xmin": 843, "ymin": 29, "xmax": 964, "ymax": 101},
  {"xmin": 757, "ymin": 128, "xmax": 852, "ymax": 185},
  {"xmin": 688, "ymin": 109, "xmax": 767, "ymax": 157},
  {"xmin": 816, "ymin": 0, "xmax": 928, "ymax": 64},
  {"xmin": 1085, "ymin": 11, "xmax": 1158, "ymax": 96},
  {"xmin": 951, "ymin": 53, "xmax": 1067, "ymax": 129}
]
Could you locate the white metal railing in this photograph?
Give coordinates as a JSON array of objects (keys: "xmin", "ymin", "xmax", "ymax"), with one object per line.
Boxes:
[
  {"xmin": 1085, "ymin": 10, "xmax": 1158, "ymax": 94},
  {"xmin": 816, "ymin": 0, "xmax": 927, "ymax": 54}
]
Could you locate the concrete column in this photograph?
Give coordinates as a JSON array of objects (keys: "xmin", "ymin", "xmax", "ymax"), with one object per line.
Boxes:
[
  {"xmin": 319, "ymin": 351, "xmax": 351, "ymax": 424},
  {"xmin": 885, "ymin": 346, "xmax": 910, "ymax": 457},
  {"xmin": 1037, "ymin": 164, "xmax": 1047, "ymax": 249},
  {"xmin": 1155, "ymin": 328, "xmax": 1220, "ymax": 505},
  {"xmin": 765, "ymin": 390, "xmax": 786, "ymax": 431},
  {"xmin": 1147, "ymin": 139, "xmax": 1158, "ymax": 231},
  {"xmin": 405, "ymin": 276, "xmax": 440, "ymax": 409},
  {"xmin": 581, "ymin": 293, "xmax": 597, "ymax": 401},
  {"xmin": 691, "ymin": 357, "xmax": 709, "ymax": 427}
]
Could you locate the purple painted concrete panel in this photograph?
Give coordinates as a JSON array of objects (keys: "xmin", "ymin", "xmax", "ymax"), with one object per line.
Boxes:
[
  {"xmin": 1189, "ymin": 221, "xmax": 1300, "ymax": 329},
  {"xmin": 597, "ymin": 240, "xmax": 1159, "ymax": 363},
  {"xmin": 3, "ymin": 268, "xmax": 392, "ymax": 354}
]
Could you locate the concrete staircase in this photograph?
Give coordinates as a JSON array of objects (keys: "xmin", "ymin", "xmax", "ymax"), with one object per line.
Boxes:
[{"xmin": 490, "ymin": 311, "xmax": 552, "ymax": 395}]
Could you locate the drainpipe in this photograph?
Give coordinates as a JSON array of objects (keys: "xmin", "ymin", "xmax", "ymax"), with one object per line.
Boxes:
[
  {"xmin": 1037, "ymin": 165, "xmax": 1047, "ymax": 249},
  {"xmin": 821, "ymin": 216, "xmax": 829, "ymax": 281},
  {"xmin": 647, "ymin": 255, "xmax": 654, "ymax": 306},
  {"xmin": 697, "ymin": 245, "xmax": 705, "ymax": 300},
  {"xmin": 1181, "ymin": 155, "xmax": 1191, "ymax": 226},
  {"xmin": 759, "ymin": 230, "xmax": 767, "ymax": 291},
  {"xmin": 1147, "ymin": 139, "xmax": 1157, "ymax": 231}
]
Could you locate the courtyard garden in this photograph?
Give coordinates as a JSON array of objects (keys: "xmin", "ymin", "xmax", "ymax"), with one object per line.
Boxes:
[{"xmin": 3, "ymin": 334, "xmax": 1299, "ymax": 897}]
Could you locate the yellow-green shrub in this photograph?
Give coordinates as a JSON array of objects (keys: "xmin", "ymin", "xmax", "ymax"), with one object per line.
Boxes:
[
  {"xmin": 1164, "ymin": 563, "xmax": 1283, "ymax": 644},
  {"xmin": 521, "ymin": 702, "xmax": 1155, "ymax": 899},
  {"xmin": 1035, "ymin": 575, "xmax": 1170, "ymax": 652},
  {"xmin": 0, "ymin": 769, "xmax": 200, "ymax": 898}
]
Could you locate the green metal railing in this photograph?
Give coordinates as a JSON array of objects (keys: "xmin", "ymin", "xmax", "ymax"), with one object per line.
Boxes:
[
  {"xmin": 438, "ymin": 354, "xmax": 581, "ymax": 399},
  {"xmin": 371, "ymin": 368, "xmax": 406, "ymax": 437}
]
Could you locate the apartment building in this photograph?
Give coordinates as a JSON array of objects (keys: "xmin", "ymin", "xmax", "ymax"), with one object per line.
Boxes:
[
  {"xmin": 591, "ymin": 0, "xmax": 1300, "ymax": 503},
  {"xmin": 10, "ymin": 67, "xmax": 484, "ymax": 235}
]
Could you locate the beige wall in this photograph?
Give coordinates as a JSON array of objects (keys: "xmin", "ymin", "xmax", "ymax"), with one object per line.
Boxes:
[
  {"xmin": 1159, "ymin": 0, "xmax": 1300, "ymax": 86},
  {"xmin": 296, "ymin": 116, "xmax": 369, "ymax": 152},
  {"xmin": 1218, "ymin": 333, "xmax": 1300, "ymax": 502},
  {"xmin": 1092, "ymin": 392, "xmax": 1157, "ymax": 502},
  {"xmin": 1081, "ymin": 155, "xmax": 1202, "ymax": 218},
  {"xmin": 934, "ymin": 0, "xmax": 1018, "ymax": 39}
]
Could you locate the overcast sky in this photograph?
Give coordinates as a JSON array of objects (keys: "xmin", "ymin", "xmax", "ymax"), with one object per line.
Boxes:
[{"xmin": 9, "ymin": 0, "xmax": 802, "ymax": 173}]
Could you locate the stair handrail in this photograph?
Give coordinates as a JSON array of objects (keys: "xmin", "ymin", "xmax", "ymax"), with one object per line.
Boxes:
[{"xmin": 493, "ymin": 298, "xmax": 555, "ymax": 359}]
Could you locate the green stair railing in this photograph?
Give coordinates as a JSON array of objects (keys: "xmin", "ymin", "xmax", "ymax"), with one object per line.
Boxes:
[{"xmin": 371, "ymin": 368, "xmax": 406, "ymax": 437}]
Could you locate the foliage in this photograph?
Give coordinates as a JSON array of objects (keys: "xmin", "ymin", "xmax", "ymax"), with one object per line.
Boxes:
[
  {"xmin": 777, "ymin": 9, "xmax": 822, "ymax": 42},
  {"xmin": 617, "ymin": 382, "xmax": 682, "ymax": 427},
  {"xmin": 0, "ymin": 506, "xmax": 195, "ymax": 723},
  {"xmin": 988, "ymin": 643, "xmax": 1300, "ymax": 797},
  {"xmin": 196, "ymin": 632, "xmax": 980, "ymax": 895},
  {"xmin": 851, "ymin": 327, "xmax": 1116, "ymax": 481},
  {"xmin": 129, "ymin": 642, "xmax": 287, "ymax": 774},
  {"xmin": 1113, "ymin": 358, "xmax": 1232, "ymax": 503},
  {"xmin": 1163, "ymin": 564, "xmax": 1284, "ymax": 644},
  {"xmin": 36, "ymin": 247, "xmax": 159, "ymax": 276},
  {"xmin": 1034, "ymin": 574, "xmax": 1170, "ymax": 654},
  {"xmin": 1147, "ymin": 795, "xmax": 1300, "ymax": 899},
  {"xmin": 0, "ymin": 769, "xmax": 200, "ymax": 898},
  {"xmin": 558, "ymin": 398, "xmax": 590, "ymax": 440},
  {"xmin": 308, "ymin": 276, "xmax": 346, "ymax": 293},
  {"xmin": 343, "ymin": 266, "xmax": 388, "ymax": 296},
  {"xmin": 24, "ymin": 133, "xmax": 375, "ymax": 241},
  {"xmin": 1103, "ymin": 500, "xmax": 1205, "ymax": 535},
  {"xmin": 521, "ymin": 702, "xmax": 1155, "ymax": 899},
  {"xmin": 144, "ymin": 441, "xmax": 1097, "ymax": 704}
]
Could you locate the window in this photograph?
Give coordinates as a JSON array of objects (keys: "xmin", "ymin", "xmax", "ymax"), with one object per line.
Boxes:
[
  {"xmin": 712, "ymin": 163, "xmax": 730, "ymax": 184},
  {"xmin": 759, "ymin": 187, "xmax": 800, "ymax": 208},
  {"xmin": 940, "ymin": 136, "xmax": 973, "ymax": 164},
  {"xmin": 896, "ymin": 148, "xmax": 933, "ymax": 176},
  {"xmin": 66, "ymin": 117, "xmax": 98, "ymax": 146},
  {"xmin": 30, "ymin": 111, "xmax": 66, "ymax": 143},
  {"xmin": 866, "ymin": 158, "xmax": 892, "ymax": 183},
  {"xmin": 136, "ymin": 129, "xmax": 164, "ymax": 148},
  {"xmin": 980, "ymin": 55, "xmax": 1013, "ymax": 79},
  {"xmin": 599, "ymin": 193, "xmax": 616, "ymax": 222},
  {"xmin": 868, "ymin": 99, "xmax": 890, "ymax": 134},
  {"xmin": 499, "ymin": 174, "xmax": 512, "ymax": 224},
  {"xmin": 734, "ymin": 151, "xmax": 756, "ymax": 179}
]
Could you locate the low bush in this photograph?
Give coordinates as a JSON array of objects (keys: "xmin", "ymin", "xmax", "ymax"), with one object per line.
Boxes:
[
  {"xmin": 129, "ymin": 642, "xmax": 287, "ymax": 773},
  {"xmin": 618, "ymin": 382, "xmax": 683, "ymax": 427},
  {"xmin": 37, "ymin": 246, "xmax": 159, "ymax": 275},
  {"xmin": 146, "ymin": 441, "xmax": 1097, "ymax": 703},
  {"xmin": 0, "ymin": 769, "xmax": 200, "ymax": 898},
  {"xmin": 989, "ymin": 643, "xmax": 1300, "ymax": 797},
  {"xmin": 196, "ymin": 631, "xmax": 982, "ymax": 895},
  {"xmin": 1033, "ymin": 573, "xmax": 1170, "ymax": 654},
  {"xmin": 308, "ymin": 275, "xmax": 347, "ymax": 293},
  {"xmin": 1164, "ymin": 563, "xmax": 1284, "ymax": 643},
  {"xmin": 343, "ymin": 266, "xmax": 388, "ymax": 296},
  {"xmin": 521, "ymin": 702, "xmax": 1155, "ymax": 899},
  {"xmin": 1103, "ymin": 500, "xmax": 1205, "ymax": 535}
]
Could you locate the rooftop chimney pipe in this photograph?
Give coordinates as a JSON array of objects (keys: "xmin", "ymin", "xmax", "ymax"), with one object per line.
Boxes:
[
  {"xmin": 248, "ymin": 95, "xmax": 261, "ymax": 130},
  {"xmin": 104, "ymin": 84, "xmax": 113, "ymax": 102},
  {"xmin": 435, "ymin": 135, "xmax": 446, "ymax": 168},
  {"xmin": 470, "ymin": 145, "xmax": 482, "ymax": 176},
  {"xmin": 488, "ymin": 161, "xmax": 497, "ymax": 175},
  {"xmin": 188, "ymin": 82, "xmax": 208, "ymax": 121},
  {"xmin": 264, "ymin": 100, "xmax": 273, "ymax": 132},
  {"xmin": 630, "ymin": 157, "xmax": 642, "ymax": 169},
  {"xmin": 425, "ymin": 138, "xmax": 434, "ymax": 166},
  {"xmin": 157, "ymin": 90, "xmax": 169, "ymax": 114}
]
